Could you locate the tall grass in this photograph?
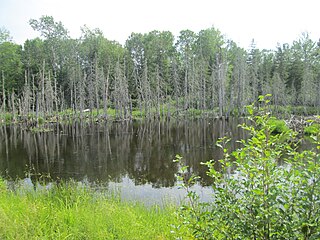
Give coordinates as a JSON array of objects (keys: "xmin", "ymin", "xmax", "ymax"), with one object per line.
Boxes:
[{"xmin": 0, "ymin": 179, "xmax": 182, "ymax": 239}]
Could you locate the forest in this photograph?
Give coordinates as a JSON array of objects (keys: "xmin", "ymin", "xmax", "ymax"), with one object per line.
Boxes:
[
  {"xmin": 1, "ymin": 15, "xmax": 320, "ymax": 239},
  {"xmin": 1, "ymin": 15, "xmax": 320, "ymax": 122}
]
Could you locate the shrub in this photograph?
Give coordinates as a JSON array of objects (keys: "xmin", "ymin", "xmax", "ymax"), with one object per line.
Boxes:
[
  {"xmin": 305, "ymin": 123, "xmax": 320, "ymax": 135},
  {"xmin": 174, "ymin": 95, "xmax": 320, "ymax": 239},
  {"xmin": 187, "ymin": 108, "xmax": 202, "ymax": 117},
  {"xmin": 37, "ymin": 117, "xmax": 44, "ymax": 125},
  {"xmin": 0, "ymin": 112, "xmax": 13, "ymax": 124},
  {"xmin": 267, "ymin": 117, "xmax": 290, "ymax": 133}
]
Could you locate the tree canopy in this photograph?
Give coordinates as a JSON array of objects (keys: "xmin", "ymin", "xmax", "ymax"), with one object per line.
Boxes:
[{"xmin": 1, "ymin": 16, "xmax": 320, "ymax": 119}]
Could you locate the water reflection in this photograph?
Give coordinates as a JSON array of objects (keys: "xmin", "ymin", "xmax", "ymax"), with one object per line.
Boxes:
[{"xmin": 0, "ymin": 118, "xmax": 247, "ymax": 188}]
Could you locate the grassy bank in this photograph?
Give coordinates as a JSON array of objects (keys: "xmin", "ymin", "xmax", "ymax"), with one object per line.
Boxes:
[{"xmin": 0, "ymin": 179, "xmax": 184, "ymax": 239}]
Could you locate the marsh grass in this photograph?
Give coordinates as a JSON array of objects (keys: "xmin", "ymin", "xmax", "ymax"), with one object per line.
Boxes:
[{"xmin": 0, "ymin": 178, "xmax": 181, "ymax": 239}]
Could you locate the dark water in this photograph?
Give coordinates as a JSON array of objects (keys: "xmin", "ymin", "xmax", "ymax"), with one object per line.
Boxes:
[{"xmin": 0, "ymin": 118, "xmax": 247, "ymax": 203}]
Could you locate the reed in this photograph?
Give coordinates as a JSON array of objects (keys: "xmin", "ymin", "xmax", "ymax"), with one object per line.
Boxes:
[{"xmin": 0, "ymin": 178, "xmax": 182, "ymax": 239}]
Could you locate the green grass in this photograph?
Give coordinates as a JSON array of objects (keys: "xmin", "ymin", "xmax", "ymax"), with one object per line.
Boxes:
[
  {"xmin": 304, "ymin": 123, "xmax": 320, "ymax": 135},
  {"xmin": 0, "ymin": 112, "xmax": 13, "ymax": 124},
  {"xmin": 267, "ymin": 117, "xmax": 290, "ymax": 133},
  {"xmin": 269, "ymin": 105, "xmax": 320, "ymax": 116},
  {"xmin": 0, "ymin": 178, "xmax": 183, "ymax": 239}
]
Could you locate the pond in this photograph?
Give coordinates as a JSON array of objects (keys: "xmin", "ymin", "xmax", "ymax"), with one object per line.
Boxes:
[{"xmin": 0, "ymin": 118, "xmax": 247, "ymax": 204}]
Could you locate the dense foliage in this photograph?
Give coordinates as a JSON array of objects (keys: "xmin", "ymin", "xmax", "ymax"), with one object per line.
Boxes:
[
  {"xmin": 174, "ymin": 95, "xmax": 320, "ymax": 239},
  {"xmin": 1, "ymin": 16, "xmax": 320, "ymax": 121}
]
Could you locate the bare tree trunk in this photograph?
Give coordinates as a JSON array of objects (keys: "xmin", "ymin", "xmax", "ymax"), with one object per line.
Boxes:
[
  {"xmin": 46, "ymin": 71, "xmax": 54, "ymax": 117},
  {"xmin": 11, "ymin": 91, "xmax": 16, "ymax": 122},
  {"xmin": 217, "ymin": 52, "xmax": 226, "ymax": 118},
  {"xmin": 54, "ymin": 73, "xmax": 58, "ymax": 118},
  {"xmin": 199, "ymin": 63, "xmax": 208, "ymax": 110},
  {"xmin": 172, "ymin": 60, "xmax": 180, "ymax": 117},
  {"xmin": 25, "ymin": 71, "xmax": 30, "ymax": 118},
  {"xmin": 87, "ymin": 65, "xmax": 95, "ymax": 121},
  {"xmin": 41, "ymin": 60, "xmax": 45, "ymax": 118},
  {"xmin": 202, "ymin": 65, "xmax": 206, "ymax": 110},
  {"xmin": 32, "ymin": 74, "xmax": 35, "ymax": 116},
  {"xmin": 103, "ymin": 68, "xmax": 109, "ymax": 120},
  {"xmin": 156, "ymin": 66, "xmax": 161, "ymax": 119},
  {"xmin": 79, "ymin": 71, "xmax": 86, "ymax": 121},
  {"xmin": 94, "ymin": 57, "xmax": 100, "ymax": 117},
  {"xmin": 113, "ymin": 60, "xmax": 130, "ymax": 120},
  {"xmin": 36, "ymin": 90, "xmax": 39, "ymax": 127},
  {"xmin": 210, "ymin": 67, "xmax": 216, "ymax": 110},
  {"xmin": 141, "ymin": 60, "xmax": 151, "ymax": 118},
  {"xmin": 218, "ymin": 65, "xmax": 224, "ymax": 118},
  {"xmin": 1, "ymin": 71, "xmax": 5, "ymax": 113},
  {"xmin": 184, "ymin": 68, "xmax": 188, "ymax": 110}
]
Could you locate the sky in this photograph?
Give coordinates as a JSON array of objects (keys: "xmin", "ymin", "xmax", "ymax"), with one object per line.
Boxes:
[{"xmin": 0, "ymin": 0, "xmax": 319, "ymax": 50}]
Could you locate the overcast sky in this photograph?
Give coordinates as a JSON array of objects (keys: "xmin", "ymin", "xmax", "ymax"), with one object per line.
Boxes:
[{"xmin": 0, "ymin": 0, "xmax": 319, "ymax": 49}]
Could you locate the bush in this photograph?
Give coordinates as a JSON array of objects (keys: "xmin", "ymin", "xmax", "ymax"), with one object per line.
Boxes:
[
  {"xmin": 267, "ymin": 117, "xmax": 290, "ymax": 133},
  {"xmin": 0, "ymin": 112, "xmax": 13, "ymax": 124},
  {"xmin": 305, "ymin": 123, "xmax": 320, "ymax": 135},
  {"xmin": 174, "ymin": 95, "xmax": 320, "ymax": 239},
  {"xmin": 37, "ymin": 117, "xmax": 44, "ymax": 125},
  {"xmin": 187, "ymin": 108, "xmax": 202, "ymax": 117}
]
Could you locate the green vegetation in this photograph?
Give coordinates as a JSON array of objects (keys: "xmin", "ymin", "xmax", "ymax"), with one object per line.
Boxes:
[
  {"xmin": 30, "ymin": 126, "xmax": 52, "ymax": 133},
  {"xmin": 267, "ymin": 117, "xmax": 290, "ymax": 133},
  {"xmin": 269, "ymin": 105, "xmax": 320, "ymax": 117},
  {"xmin": 0, "ymin": 179, "xmax": 182, "ymax": 239},
  {"xmin": 174, "ymin": 95, "xmax": 320, "ymax": 239},
  {"xmin": 0, "ymin": 112, "xmax": 14, "ymax": 124},
  {"xmin": 305, "ymin": 123, "xmax": 320, "ymax": 135},
  {"xmin": 1, "ymin": 17, "xmax": 320, "ymax": 122},
  {"xmin": 1, "ymin": 94, "xmax": 320, "ymax": 239}
]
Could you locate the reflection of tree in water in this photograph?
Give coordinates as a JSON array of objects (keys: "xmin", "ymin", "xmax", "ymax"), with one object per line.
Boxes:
[
  {"xmin": 127, "ymin": 121, "xmax": 178, "ymax": 188},
  {"xmin": 0, "ymin": 118, "xmax": 247, "ymax": 187}
]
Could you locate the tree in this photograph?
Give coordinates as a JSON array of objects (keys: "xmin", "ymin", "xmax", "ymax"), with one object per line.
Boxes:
[
  {"xmin": 112, "ymin": 60, "xmax": 130, "ymax": 119},
  {"xmin": 246, "ymin": 39, "xmax": 261, "ymax": 103},
  {"xmin": 196, "ymin": 27, "xmax": 226, "ymax": 114},
  {"xmin": 176, "ymin": 30, "xmax": 197, "ymax": 110},
  {"xmin": 29, "ymin": 16, "xmax": 70, "ymax": 112},
  {"xmin": 23, "ymin": 38, "xmax": 46, "ymax": 75},
  {"xmin": 297, "ymin": 33, "xmax": 317, "ymax": 107},
  {"xmin": 228, "ymin": 42, "xmax": 248, "ymax": 114},
  {"xmin": 1, "ymin": 21, "xmax": 320, "ymax": 119},
  {"xmin": 125, "ymin": 32, "xmax": 146, "ymax": 109},
  {"xmin": 143, "ymin": 30, "xmax": 175, "ymax": 112},
  {"xmin": 0, "ymin": 27, "xmax": 12, "ymax": 43},
  {"xmin": 270, "ymin": 72, "xmax": 287, "ymax": 107},
  {"xmin": 29, "ymin": 16, "xmax": 69, "ymax": 74},
  {"xmin": 215, "ymin": 49, "xmax": 227, "ymax": 117},
  {"xmin": 0, "ymin": 41, "xmax": 23, "ymax": 106}
]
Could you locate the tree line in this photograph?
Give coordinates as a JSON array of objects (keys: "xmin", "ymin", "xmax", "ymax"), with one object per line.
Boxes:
[{"xmin": 1, "ymin": 16, "xmax": 320, "ymax": 122}]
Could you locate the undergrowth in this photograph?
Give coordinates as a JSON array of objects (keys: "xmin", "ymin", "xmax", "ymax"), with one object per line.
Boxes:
[{"xmin": 173, "ymin": 95, "xmax": 320, "ymax": 239}]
